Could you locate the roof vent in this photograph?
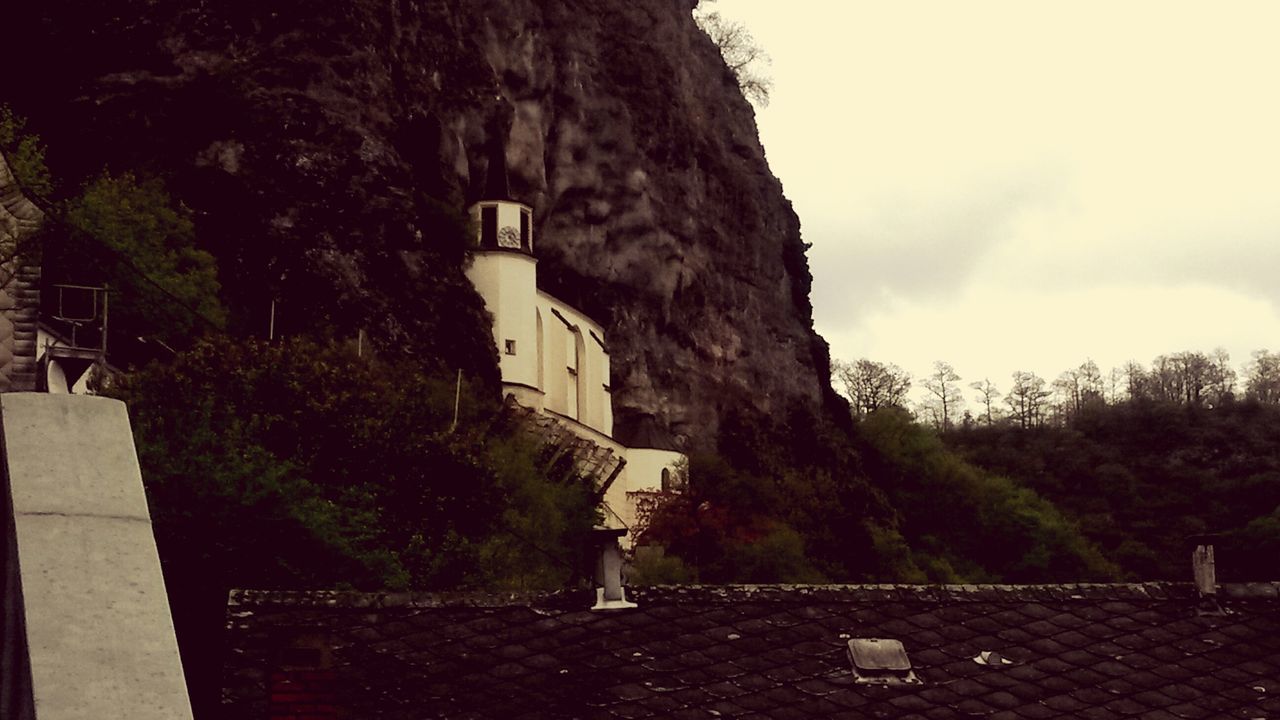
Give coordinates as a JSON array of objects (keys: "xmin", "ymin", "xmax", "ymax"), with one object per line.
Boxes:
[
  {"xmin": 973, "ymin": 650, "xmax": 1015, "ymax": 666},
  {"xmin": 847, "ymin": 638, "xmax": 921, "ymax": 685},
  {"xmin": 1191, "ymin": 536, "xmax": 1216, "ymax": 596},
  {"xmin": 590, "ymin": 526, "xmax": 636, "ymax": 611}
]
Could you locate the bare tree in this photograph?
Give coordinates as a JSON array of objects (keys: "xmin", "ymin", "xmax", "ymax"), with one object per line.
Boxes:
[
  {"xmin": 1106, "ymin": 366, "xmax": 1127, "ymax": 404},
  {"xmin": 694, "ymin": 4, "xmax": 773, "ymax": 106},
  {"xmin": 1053, "ymin": 368, "xmax": 1082, "ymax": 418},
  {"xmin": 833, "ymin": 358, "xmax": 911, "ymax": 417},
  {"xmin": 1006, "ymin": 371, "xmax": 1051, "ymax": 429},
  {"xmin": 1054, "ymin": 359, "xmax": 1106, "ymax": 419},
  {"xmin": 1123, "ymin": 360, "xmax": 1148, "ymax": 401},
  {"xmin": 969, "ymin": 378, "xmax": 1000, "ymax": 425},
  {"xmin": 1208, "ymin": 347, "xmax": 1237, "ymax": 405},
  {"xmin": 922, "ymin": 361, "xmax": 964, "ymax": 431}
]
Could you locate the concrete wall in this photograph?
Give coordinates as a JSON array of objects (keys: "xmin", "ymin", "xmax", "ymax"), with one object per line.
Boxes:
[
  {"xmin": 1, "ymin": 394, "xmax": 192, "ymax": 719},
  {"xmin": 1, "ymin": 445, "xmax": 35, "ymax": 720}
]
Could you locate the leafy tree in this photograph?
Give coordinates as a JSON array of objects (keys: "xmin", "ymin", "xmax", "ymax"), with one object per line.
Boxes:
[
  {"xmin": 112, "ymin": 336, "xmax": 597, "ymax": 592},
  {"xmin": 0, "ymin": 105, "xmax": 52, "ymax": 198},
  {"xmin": 834, "ymin": 358, "xmax": 912, "ymax": 418},
  {"xmin": 858, "ymin": 408, "xmax": 1118, "ymax": 582},
  {"xmin": 110, "ymin": 336, "xmax": 599, "ymax": 712},
  {"xmin": 60, "ymin": 172, "xmax": 226, "ymax": 348},
  {"xmin": 947, "ymin": 397, "xmax": 1280, "ymax": 580}
]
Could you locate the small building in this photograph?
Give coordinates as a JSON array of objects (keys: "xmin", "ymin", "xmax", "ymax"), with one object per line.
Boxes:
[{"xmin": 464, "ymin": 166, "xmax": 685, "ymax": 537}]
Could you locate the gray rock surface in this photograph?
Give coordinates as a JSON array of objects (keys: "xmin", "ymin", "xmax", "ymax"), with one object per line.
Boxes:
[{"xmin": 3, "ymin": 0, "xmax": 835, "ymax": 447}]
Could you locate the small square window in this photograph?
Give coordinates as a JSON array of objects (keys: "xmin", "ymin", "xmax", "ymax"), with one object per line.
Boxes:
[{"xmin": 504, "ymin": 339, "xmax": 517, "ymax": 355}]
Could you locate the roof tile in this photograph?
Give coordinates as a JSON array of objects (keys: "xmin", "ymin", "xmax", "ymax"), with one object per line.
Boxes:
[{"xmin": 223, "ymin": 584, "xmax": 1280, "ymax": 719}]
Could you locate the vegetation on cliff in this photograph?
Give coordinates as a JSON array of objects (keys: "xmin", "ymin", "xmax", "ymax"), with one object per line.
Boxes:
[
  {"xmin": 635, "ymin": 401, "xmax": 1118, "ymax": 585},
  {"xmin": 946, "ymin": 398, "xmax": 1280, "ymax": 581}
]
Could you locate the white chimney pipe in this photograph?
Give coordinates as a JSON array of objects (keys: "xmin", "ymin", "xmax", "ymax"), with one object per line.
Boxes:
[
  {"xmin": 590, "ymin": 527, "xmax": 636, "ymax": 611},
  {"xmin": 1192, "ymin": 541, "xmax": 1216, "ymax": 596}
]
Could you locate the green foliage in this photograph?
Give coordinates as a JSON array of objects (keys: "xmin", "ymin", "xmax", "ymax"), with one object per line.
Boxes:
[
  {"xmin": 628, "ymin": 549, "xmax": 695, "ymax": 585},
  {"xmin": 640, "ymin": 404, "xmax": 907, "ymax": 583},
  {"xmin": 856, "ymin": 408, "xmax": 1119, "ymax": 582},
  {"xmin": 0, "ymin": 105, "xmax": 53, "ymax": 198},
  {"xmin": 947, "ymin": 400, "xmax": 1280, "ymax": 580},
  {"xmin": 109, "ymin": 336, "xmax": 599, "ymax": 591},
  {"xmin": 61, "ymin": 172, "xmax": 225, "ymax": 344}
]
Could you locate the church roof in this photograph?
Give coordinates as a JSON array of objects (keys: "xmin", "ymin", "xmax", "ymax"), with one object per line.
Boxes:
[{"xmin": 223, "ymin": 583, "xmax": 1280, "ymax": 719}]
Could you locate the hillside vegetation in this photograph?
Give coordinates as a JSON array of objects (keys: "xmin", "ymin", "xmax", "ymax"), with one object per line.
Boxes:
[{"xmin": 946, "ymin": 400, "xmax": 1280, "ymax": 581}]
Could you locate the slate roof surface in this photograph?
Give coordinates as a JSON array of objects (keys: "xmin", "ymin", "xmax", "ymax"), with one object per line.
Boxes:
[{"xmin": 224, "ymin": 583, "xmax": 1280, "ymax": 719}]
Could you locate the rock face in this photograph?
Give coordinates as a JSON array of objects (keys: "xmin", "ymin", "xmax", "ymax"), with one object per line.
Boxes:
[{"xmin": 4, "ymin": 0, "xmax": 833, "ymax": 447}]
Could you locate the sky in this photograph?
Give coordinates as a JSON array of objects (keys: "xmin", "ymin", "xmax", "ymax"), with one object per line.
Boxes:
[{"xmin": 711, "ymin": 1, "xmax": 1280, "ymax": 403}]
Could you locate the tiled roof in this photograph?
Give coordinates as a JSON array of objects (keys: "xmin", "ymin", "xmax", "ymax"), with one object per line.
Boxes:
[{"xmin": 224, "ymin": 583, "xmax": 1280, "ymax": 719}]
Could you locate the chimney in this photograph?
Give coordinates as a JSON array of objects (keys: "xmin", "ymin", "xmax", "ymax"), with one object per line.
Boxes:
[
  {"xmin": 1189, "ymin": 534, "xmax": 1217, "ymax": 597},
  {"xmin": 590, "ymin": 526, "xmax": 636, "ymax": 611}
]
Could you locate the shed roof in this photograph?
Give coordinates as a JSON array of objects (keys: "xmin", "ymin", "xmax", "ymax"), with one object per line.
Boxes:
[{"xmin": 224, "ymin": 583, "xmax": 1280, "ymax": 719}]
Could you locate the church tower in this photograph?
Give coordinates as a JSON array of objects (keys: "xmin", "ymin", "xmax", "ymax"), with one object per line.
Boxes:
[
  {"xmin": 462, "ymin": 138, "xmax": 688, "ymax": 543},
  {"xmin": 464, "ymin": 141, "xmax": 541, "ymax": 407}
]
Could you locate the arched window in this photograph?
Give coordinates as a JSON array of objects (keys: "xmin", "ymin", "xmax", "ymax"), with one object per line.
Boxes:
[
  {"xmin": 566, "ymin": 327, "xmax": 587, "ymax": 421},
  {"xmin": 661, "ymin": 468, "xmax": 672, "ymax": 492},
  {"xmin": 535, "ymin": 309, "xmax": 544, "ymax": 390}
]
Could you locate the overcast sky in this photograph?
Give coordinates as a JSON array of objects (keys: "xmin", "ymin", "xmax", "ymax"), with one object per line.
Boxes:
[{"xmin": 713, "ymin": 1, "xmax": 1280, "ymax": 402}]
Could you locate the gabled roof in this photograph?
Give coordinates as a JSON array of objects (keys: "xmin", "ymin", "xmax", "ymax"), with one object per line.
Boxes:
[{"xmin": 224, "ymin": 583, "xmax": 1280, "ymax": 719}]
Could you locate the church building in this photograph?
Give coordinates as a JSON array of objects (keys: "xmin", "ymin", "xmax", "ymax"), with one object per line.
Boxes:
[{"xmin": 464, "ymin": 166, "xmax": 685, "ymax": 538}]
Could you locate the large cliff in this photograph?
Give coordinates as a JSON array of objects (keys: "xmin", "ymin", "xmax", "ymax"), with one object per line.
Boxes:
[{"xmin": 4, "ymin": 0, "xmax": 833, "ymax": 446}]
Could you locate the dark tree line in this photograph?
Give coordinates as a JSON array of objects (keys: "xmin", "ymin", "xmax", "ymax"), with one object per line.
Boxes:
[
  {"xmin": 831, "ymin": 349, "xmax": 1280, "ymax": 581},
  {"xmin": 837, "ymin": 348, "xmax": 1280, "ymax": 431}
]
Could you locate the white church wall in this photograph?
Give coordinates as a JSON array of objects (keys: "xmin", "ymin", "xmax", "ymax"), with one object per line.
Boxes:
[
  {"xmin": 536, "ymin": 292, "xmax": 612, "ymax": 437},
  {"xmin": 623, "ymin": 448, "xmax": 685, "ymax": 494},
  {"xmin": 465, "ymin": 252, "xmax": 539, "ymax": 391}
]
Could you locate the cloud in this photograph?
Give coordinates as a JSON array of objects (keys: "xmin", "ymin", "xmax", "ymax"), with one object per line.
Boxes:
[
  {"xmin": 718, "ymin": 0, "xmax": 1280, "ymax": 389},
  {"xmin": 809, "ymin": 168, "xmax": 1065, "ymax": 333}
]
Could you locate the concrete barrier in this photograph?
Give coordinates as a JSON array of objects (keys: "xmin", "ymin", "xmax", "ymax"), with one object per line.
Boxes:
[{"xmin": 1, "ymin": 393, "xmax": 191, "ymax": 719}]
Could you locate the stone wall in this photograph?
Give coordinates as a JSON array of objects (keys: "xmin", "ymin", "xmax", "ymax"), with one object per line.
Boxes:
[{"xmin": 0, "ymin": 151, "xmax": 41, "ymax": 392}]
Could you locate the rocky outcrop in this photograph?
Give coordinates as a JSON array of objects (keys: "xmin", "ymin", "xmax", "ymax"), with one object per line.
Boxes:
[{"xmin": 3, "ymin": 0, "xmax": 833, "ymax": 447}]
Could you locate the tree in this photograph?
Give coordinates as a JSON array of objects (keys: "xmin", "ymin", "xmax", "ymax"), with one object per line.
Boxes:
[
  {"xmin": 834, "ymin": 358, "xmax": 911, "ymax": 417},
  {"xmin": 1209, "ymin": 347, "xmax": 1237, "ymax": 405},
  {"xmin": 694, "ymin": 4, "xmax": 773, "ymax": 106},
  {"xmin": 1006, "ymin": 371, "xmax": 1051, "ymax": 429},
  {"xmin": 1246, "ymin": 350, "xmax": 1280, "ymax": 403},
  {"xmin": 61, "ymin": 172, "xmax": 226, "ymax": 347},
  {"xmin": 1122, "ymin": 360, "xmax": 1148, "ymax": 401},
  {"xmin": 1053, "ymin": 359, "xmax": 1104, "ymax": 421},
  {"xmin": 970, "ymin": 378, "xmax": 1001, "ymax": 425},
  {"xmin": 922, "ymin": 361, "xmax": 963, "ymax": 431},
  {"xmin": 0, "ymin": 105, "xmax": 52, "ymax": 198}
]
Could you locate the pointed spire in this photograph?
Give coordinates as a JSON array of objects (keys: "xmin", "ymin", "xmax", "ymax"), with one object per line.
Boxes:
[{"xmin": 482, "ymin": 125, "xmax": 512, "ymax": 201}]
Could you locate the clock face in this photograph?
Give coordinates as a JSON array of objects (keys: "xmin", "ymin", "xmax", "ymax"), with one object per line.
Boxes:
[{"xmin": 497, "ymin": 226, "xmax": 521, "ymax": 248}]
